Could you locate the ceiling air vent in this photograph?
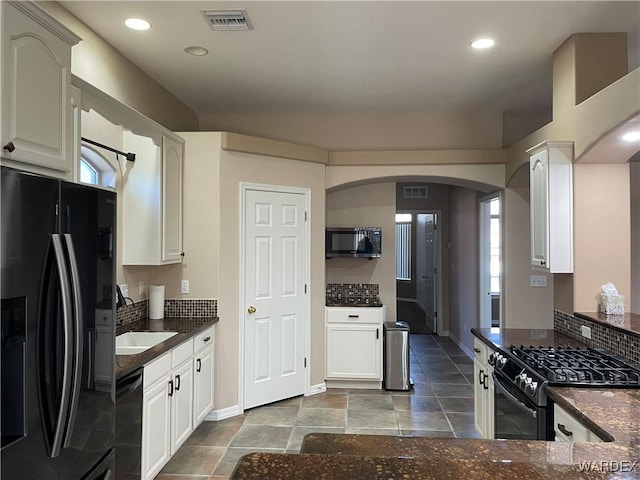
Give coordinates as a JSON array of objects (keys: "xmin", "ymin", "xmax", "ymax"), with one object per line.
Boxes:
[
  {"xmin": 202, "ymin": 9, "xmax": 253, "ymax": 31},
  {"xmin": 403, "ymin": 186, "xmax": 429, "ymax": 199}
]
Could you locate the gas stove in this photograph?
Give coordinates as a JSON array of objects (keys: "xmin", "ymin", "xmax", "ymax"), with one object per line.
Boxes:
[
  {"xmin": 490, "ymin": 345, "xmax": 640, "ymax": 406},
  {"xmin": 512, "ymin": 346, "xmax": 640, "ymax": 387},
  {"xmin": 490, "ymin": 344, "xmax": 640, "ymax": 441}
]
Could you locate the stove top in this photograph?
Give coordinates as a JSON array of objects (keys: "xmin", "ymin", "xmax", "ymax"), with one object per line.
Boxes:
[{"xmin": 511, "ymin": 346, "xmax": 640, "ymax": 388}]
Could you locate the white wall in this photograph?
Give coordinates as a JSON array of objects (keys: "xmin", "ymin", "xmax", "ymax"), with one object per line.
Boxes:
[{"xmin": 326, "ymin": 183, "xmax": 397, "ymax": 322}]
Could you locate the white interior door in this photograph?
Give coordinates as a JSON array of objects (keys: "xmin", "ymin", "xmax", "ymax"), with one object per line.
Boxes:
[{"xmin": 244, "ymin": 188, "xmax": 307, "ymax": 409}]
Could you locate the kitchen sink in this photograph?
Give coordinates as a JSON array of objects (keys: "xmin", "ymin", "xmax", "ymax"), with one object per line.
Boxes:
[{"xmin": 115, "ymin": 331, "xmax": 179, "ymax": 355}]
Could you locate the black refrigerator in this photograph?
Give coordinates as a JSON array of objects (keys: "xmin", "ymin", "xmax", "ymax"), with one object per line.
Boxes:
[{"xmin": 1, "ymin": 166, "xmax": 116, "ymax": 480}]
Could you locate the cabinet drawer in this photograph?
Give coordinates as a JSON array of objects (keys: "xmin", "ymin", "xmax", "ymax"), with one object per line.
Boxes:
[
  {"xmin": 554, "ymin": 404, "xmax": 589, "ymax": 442},
  {"xmin": 473, "ymin": 338, "xmax": 489, "ymax": 365},
  {"xmin": 193, "ymin": 326, "xmax": 215, "ymax": 353},
  {"xmin": 172, "ymin": 339, "xmax": 193, "ymax": 368},
  {"xmin": 144, "ymin": 352, "xmax": 171, "ymax": 389},
  {"xmin": 326, "ymin": 307, "xmax": 383, "ymax": 324}
]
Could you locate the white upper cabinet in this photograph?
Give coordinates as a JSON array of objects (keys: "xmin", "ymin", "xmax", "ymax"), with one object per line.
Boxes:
[
  {"xmin": 1, "ymin": 1, "xmax": 80, "ymax": 179},
  {"xmin": 123, "ymin": 132, "xmax": 184, "ymax": 265},
  {"xmin": 161, "ymin": 136, "xmax": 184, "ymax": 263},
  {"xmin": 528, "ymin": 141, "xmax": 574, "ymax": 273}
]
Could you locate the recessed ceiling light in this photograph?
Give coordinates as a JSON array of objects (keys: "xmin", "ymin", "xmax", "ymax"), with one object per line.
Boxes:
[
  {"xmin": 125, "ymin": 18, "xmax": 151, "ymax": 31},
  {"xmin": 622, "ymin": 131, "xmax": 640, "ymax": 142},
  {"xmin": 184, "ymin": 46, "xmax": 209, "ymax": 56},
  {"xmin": 471, "ymin": 38, "xmax": 495, "ymax": 49}
]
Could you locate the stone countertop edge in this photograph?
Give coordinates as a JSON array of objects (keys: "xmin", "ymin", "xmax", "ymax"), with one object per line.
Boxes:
[
  {"xmin": 230, "ymin": 452, "xmax": 553, "ymax": 480},
  {"xmin": 115, "ymin": 316, "xmax": 219, "ymax": 379}
]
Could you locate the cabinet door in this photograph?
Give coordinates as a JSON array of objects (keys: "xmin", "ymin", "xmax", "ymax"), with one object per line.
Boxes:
[
  {"xmin": 530, "ymin": 149, "xmax": 549, "ymax": 269},
  {"xmin": 1, "ymin": 2, "xmax": 75, "ymax": 176},
  {"xmin": 484, "ymin": 368, "xmax": 494, "ymax": 439},
  {"xmin": 326, "ymin": 324, "xmax": 381, "ymax": 380},
  {"xmin": 473, "ymin": 358, "xmax": 487, "ymax": 438},
  {"xmin": 142, "ymin": 377, "xmax": 172, "ymax": 480},
  {"xmin": 193, "ymin": 346, "xmax": 214, "ymax": 428},
  {"xmin": 171, "ymin": 360, "xmax": 194, "ymax": 455},
  {"xmin": 161, "ymin": 135, "xmax": 183, "ymax": 263}
]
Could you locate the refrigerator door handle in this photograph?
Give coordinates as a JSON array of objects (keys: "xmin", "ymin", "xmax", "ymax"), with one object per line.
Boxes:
[
  {"xmin": 62, "ymin": 234, "xmax": 83, "ymax": 448},
  {"xmin": 50, "ymin": 235, "xmax": 74, "ymax": 458}
]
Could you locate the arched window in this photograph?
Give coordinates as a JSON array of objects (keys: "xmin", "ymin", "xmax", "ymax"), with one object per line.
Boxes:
[{"xmin": 80, "ymin": 145, "xmax": 117, "ymax": 188}]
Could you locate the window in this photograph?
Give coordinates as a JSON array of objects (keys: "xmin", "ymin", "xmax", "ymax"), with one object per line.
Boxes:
[
  {"xmin": 80, "ymin": 158, "xmax": 98, "ymax": 184},
  {"xmin": 395, "ymin": 213, "xmax": 412, "ymax": 281},
  {"xmin": 489, "ymin": 198, "xmax": 500, "ymax": 293},
  {"xmin": 80, "ymin": 145, "xmax": 117, "ymax": 188}
]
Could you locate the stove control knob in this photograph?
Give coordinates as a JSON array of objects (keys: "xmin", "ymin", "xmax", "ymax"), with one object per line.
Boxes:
[
  {"xmin": 488, "ymin": 353, "xmax": 495, "ymax": 366},
  {"xmin": 499, "ymin": 357, "xmax": 507, "ymax": 368},
  {"xmin": 526, "ymin": 381, "xmax": 538, "ymax": 395}
]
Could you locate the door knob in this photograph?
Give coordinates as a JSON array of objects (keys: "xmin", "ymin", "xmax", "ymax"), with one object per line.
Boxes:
[{"xmin": 247, "ymin": 305, "xmax": 256, "ymax": 314}]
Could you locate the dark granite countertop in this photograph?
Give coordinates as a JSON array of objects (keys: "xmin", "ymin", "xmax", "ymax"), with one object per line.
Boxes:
[
  {"xmin": 575, "ymin": 311, "xmax": 640, "ymax": 338},
  {"xmin": 116, "ymin": 316, "xmax": 218, "ymax": 379}
]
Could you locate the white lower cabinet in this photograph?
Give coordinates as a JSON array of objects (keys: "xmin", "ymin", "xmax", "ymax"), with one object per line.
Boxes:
[
  {"xmin": 193, "ymin": 345, "xmax": 214, "ymax": 427},
  {"xmin": 325, "ymin": 307, "xmax": 384, "ymax": 382},
  {"xmin": 193, "ymin": 326, "xmax": 215, "ymax": 428},
  {"xmin": 473, "ymin": 338, "xmax": 494, "ymax": 439},
  {"xmin": 554, "ymin": 404, "xmax": 603, "ymax": 442},
  {"xmin": 142, "ymin": 373, "xmax": 171, "ymax": 480},
  {"xmin": 141, "ymin": 326, "xmax": 215, "ymax": 480},
  {"xmin": 170, "ymin": 359, "xmax": 194, "ymax": 453}
]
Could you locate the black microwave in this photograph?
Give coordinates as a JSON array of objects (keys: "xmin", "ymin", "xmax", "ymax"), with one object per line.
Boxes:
[{"xmin": 325, "ymin": 227, "xmax": 382, "ymax": 258}]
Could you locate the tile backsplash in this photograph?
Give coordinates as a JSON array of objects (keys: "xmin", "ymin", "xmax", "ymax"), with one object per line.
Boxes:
[
  {"xmin": 116, "ymin": 298, "xmax": 218, "ymax": 328},
  {"xmin": 326, "ymin": 283, "xmax": 380, "ymax": 304},
  {"xmin": 554, "ymin": 310, "xmax": 640, "ymax": 364}
]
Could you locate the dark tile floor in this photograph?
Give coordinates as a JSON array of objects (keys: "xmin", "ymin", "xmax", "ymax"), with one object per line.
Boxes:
[{"xmin": 155, "ymin": 334, "xmax": 477, "ymax": 480}]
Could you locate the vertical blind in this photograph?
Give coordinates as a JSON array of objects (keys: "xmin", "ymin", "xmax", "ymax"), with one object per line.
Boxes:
[{"xmin": 396, "ymin": 222, "xmax": 411, "ymax": 280}]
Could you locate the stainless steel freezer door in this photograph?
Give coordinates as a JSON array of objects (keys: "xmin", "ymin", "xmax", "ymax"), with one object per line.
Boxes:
[{"xmin": 383, "ymin": 321, "xmax": 411, "ymax": 391}]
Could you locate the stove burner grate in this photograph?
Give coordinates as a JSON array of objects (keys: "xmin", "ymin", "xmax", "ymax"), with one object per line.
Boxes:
[{"xmin": 511, "ymin": 346, "xmax": 640, "ymax": 387}]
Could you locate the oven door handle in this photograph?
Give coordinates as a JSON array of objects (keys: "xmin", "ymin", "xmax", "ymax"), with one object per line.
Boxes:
[{"xmin": 492, "ymin": 372, "xmax": 537, "ymax": 419}]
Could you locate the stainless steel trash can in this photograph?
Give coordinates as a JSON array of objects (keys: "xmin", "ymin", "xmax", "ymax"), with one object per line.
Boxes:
[{"xmin": 383, "ymin": 321, "xmax": 411, "ymax": 391}]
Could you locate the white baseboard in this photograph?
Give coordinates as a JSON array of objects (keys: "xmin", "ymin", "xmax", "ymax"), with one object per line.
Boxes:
[
  {"xmin": 439, "ymin": 330, "xmax": 450, "ymax": 337},
  {"xmin": 448, "ymin": 333, "xmax": 474, "ymax": 359},
  {"xmin": 205, "ymin": 404, "xmax": 242, "ymax": 421},
  {"xmin": 306, "ymin": 383, "xmax": 326, "ymax": 396}
]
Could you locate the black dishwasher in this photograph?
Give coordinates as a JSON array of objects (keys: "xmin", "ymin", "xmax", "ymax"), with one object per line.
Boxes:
[{"xmin": 115, "ymin": 368, "xmax": 143, "ymax": 479}]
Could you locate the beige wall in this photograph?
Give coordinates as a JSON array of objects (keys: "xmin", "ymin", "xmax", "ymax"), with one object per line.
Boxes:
[
  {"xmin": 200, "ymin": 110, "xmax": 503, "ymax": 151},
  {"xmin": 631, "ymin": 162, "xmax": 640, "ymax": 314},
  {"xmin": 38, "ymin": 1, "xmax": 198, "ymax": 131},
  {"xmin": 173, "ymin": 134, "xmax": 327, "ymax": 410},
  {"xmin": 326, "ymin": 183, "xmax": 397, "ymax": 322},
  {"xmin": 573, "ymin": 163, "xmax": 631, "ymax": 312},
  {"xmin": 503, "ymin": 187, "xmax": 554, "ymax": 328},
  {"xmin": 448, "ymin": 187, "xmax": 479, "ymax": 349},
  {"xmin": 217, "ymin": 150, "xmax": 326, "ymax": 410}
]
